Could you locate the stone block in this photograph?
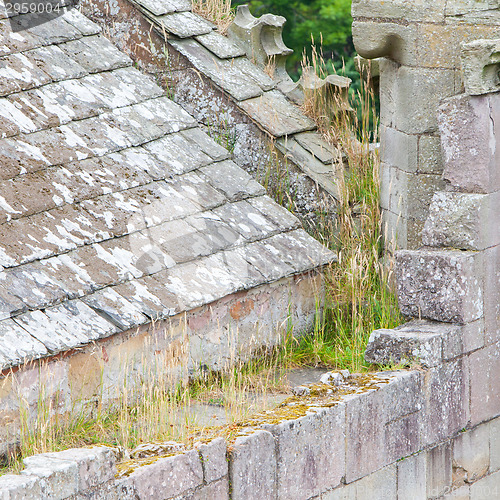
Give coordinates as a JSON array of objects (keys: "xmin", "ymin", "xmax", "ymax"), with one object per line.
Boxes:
[
  {"xmin": 442, "ymin": 319, "xmax": 485, "ymax": 360},
  {"xmin": 379, "ymin": 58, "xmax": 399, "ymax": 128},
  {"xmin": 380, "ymin": 125, "xmax": 418, "ymax": 173},
  {"xmin": 394, "ymin": 66, "xmax": 457, "ymax": 134},
  {"xmin": 128, "ymin": 449, "xmax": 203, "ymax": 498},
  {"xmin": 381, "ymin": 208, "xmax": 406, "ymax": 250},
  {"xmin": 396, "ymin": 249, "xmax": 483, "ymax": 323},
  {"xmin": 397, "ymin": 452, "xmax": 426, "ymax": 500},
  {"xmin": 352, "ymin": 0, "xmax": 446, "ymax": 22},
  {"xmin": 353, "ymin": 464, "xmax": 397, "ymax": 500},
  {"xmin": 453, "ymin": 424, "xmax": 490, "ymax": 483},
  {"xmin": 364, "ymin": 322, "xmax": 445, "ymax": 368},
  {"xmin": 426, "ymin": 443, "xmax": 453, "ymax": 499},
  {"xmin": 345, "ymin": 371, "xmax": 423, "ymax": 481},
  {"xmin": 423, "ymin": 359, "xmax": 469, "ymax": 446},
  {"xmin": 0, "ymin": 474, "xmax": 42, "ymax": 499},
  {"xmin": 438, "ymin": 93, "xmax": 500, "ymax": 194},
  {"xmin": 186, "ymin": 478, "xmax": 230, "ymax": 499},
  {"xmin": 490, "ymin": 417, "xmax": 500, "ymax": 473},
  {"xmin": 261, "ymin": 404, "xmax": 345, "ymax": 499},
  {"xmin": 469, "ymin": 342, "xmax": 500, "ymax": 426},
  {"xmin": 484, "ymin": 245, "xmax": 500, "ymax": 345},
  {"xmin": 462, "ymin": 39, "xmax": 500, "ymax": 95},
  {"xmin": 417, "ymin": 134, "xmax": 443, "ymax": 175},
  {"xmin": 21, "ymin": 455, "xmax": 79, "ymax": 498},
  {"xmin": 422, "ymin": 191, "xmax": 500, "ymax": 250},
  {"xmin": 229, "ymin": 430, "xmax": 277, "ymax": 500},
  {"xmin": 470, "ymin": 469, "xmax": 500, "ymax": 500},
  {"xmin": 195, "ymin": 437, "xmax": 227, "ymax": 483}
]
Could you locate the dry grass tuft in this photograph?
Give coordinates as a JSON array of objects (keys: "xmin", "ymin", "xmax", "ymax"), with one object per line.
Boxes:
[{"xmin": 191, "ymin": 0, "xmax": 234, "ymax": 34}]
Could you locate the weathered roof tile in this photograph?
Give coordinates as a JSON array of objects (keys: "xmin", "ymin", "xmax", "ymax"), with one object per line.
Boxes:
[
  {"xmin": 13, "ymin": 300, "xmax": 117, "ymax": 353},
  {"xmin": 133, "ymin": 0, "xmax": 191, "ymax": 16},
  {"xmin": 60, "ymin": 35, "xmax": 132, "ymax": 73},
  {"xmin": 200, "ymin": 159, "xmax": 266, "ymax": 201},
  {"xmin": 0, "ymin": 319, "xmax": 48, "ymax": 370},
  {"xmin": 24, "ymin": 14, "xmax": 82, "ymax": 45},
  {"xmin": 238, "ymin": 90, "xmax": 317, "ymax": 137},
  {"xmin": 195, "ymin": 31, "xmax": 246, "ymax": 59},
  {"xmin": 156, "ymin": 11, "xmax": 214, "ymax": 38},
  {"xmin": 81, "ymin": 287, "xmax": 149, "ymax": 330},
  {"xmin": 170, "ymin": 38, "xmax": 264, "ymax": 101},
  {"xmin": 61, "ymin": 8, "xmax": 102, "ymax": 36},
  {"xmin": 30, "ymin": 44, "xmax": 88, "ymax": 82}
]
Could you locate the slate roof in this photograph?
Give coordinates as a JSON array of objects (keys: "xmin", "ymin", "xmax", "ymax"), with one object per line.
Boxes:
[
  {"xmin": 128, "ymin": 0, "xmax": 342, "ymax": 197},
  {"xmin": 0, "ymin": 6, "xmax": 335, "ymax": 370}
]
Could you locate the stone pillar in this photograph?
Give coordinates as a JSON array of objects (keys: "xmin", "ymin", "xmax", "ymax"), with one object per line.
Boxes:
[{"xmin": 351, "ymin": 0, "xmax": 500, "ymax": 248}]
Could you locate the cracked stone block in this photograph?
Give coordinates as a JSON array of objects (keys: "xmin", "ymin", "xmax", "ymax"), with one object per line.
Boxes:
[
  {"xmin": 229, "ymin": 430, "xmax": 277, "ymax": 500},
  {"xmin": 438, "ymin": 93, "xmax": 500, "ymax": 194},
  {"xmin": 112, "ymin": 277, "xmax": 179, "ymax": 320},
  {"xmin": 128, "ymin": 449, "xmax": 203, "ymax": 498},
  {"xmin": 22, "ymin": 454, "xmax": 79, "ymax": 498},
  {"xmin": 195, "ymin": 31, "xmax": 246, "ymax": 59},
  {"xmin": 0, "ymin": 318, "xmax": 48, "ymax": 370},
  {"xmin": 364, "ymin": 323, "xmax": 445, "ymax": 368},
  {"xmin": 195, "ymin": 437, "xmax": 228, "ymax": 483},
  {"xmin": 238, "ymin": 90, "xmax": 316, "ymax": 137},
  {"xmin": 422, "ymin": 191, "xmax": 500, "ymax": 250},
  {"xmin": 396, "ymin": 249, "xmax": 484, "ymax": 323},
  {"xmin": 261, "ymin": 404, "xmax": 345, "ymax": 499},
  {"xmin": 60, "ymin": 35, "xmax": 132, "ymax": 73},
  {"xmin": 157, "ymin": 11, "xmax": 214, "ymax": 38},
  {"xmin": 453, "ymin": 425, "xmax": 490, "ymax": 484},
  {"xmin": 170, "ymin": 38, "xmax": 264, "ymax": 101},
  {"xmin": 200, "ymin": 160, "xmax": 266, "ymax": 201}
]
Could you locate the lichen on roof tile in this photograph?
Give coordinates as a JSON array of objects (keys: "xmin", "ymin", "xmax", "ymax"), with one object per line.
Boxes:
[{"xmin": 0, "ymin": 6, "xmax": 336, "ymax": 368}]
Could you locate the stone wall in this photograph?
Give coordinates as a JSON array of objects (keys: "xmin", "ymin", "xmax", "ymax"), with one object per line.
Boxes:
[
  {"xmin": 352, "ymin": 0, "xmax": 500, "ymax": 248},
  {"xmin": 0, "ymin": 270, "xmax": 322, "ymax": 455},
  {"xmin": 1, "ymin": 373, "xmax": 498, "ymax": 499}
]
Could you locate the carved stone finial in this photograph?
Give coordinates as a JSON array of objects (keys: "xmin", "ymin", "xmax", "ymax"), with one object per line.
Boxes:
[
  {"xmin": 461, "ymin": 39, "xmax": 500, "ymax": 95},
  {"xmin": 281, "ymin": 66, "xmax": 352, "ymax": 115},
  {"xmin": 228, "ymin": 5, "xmax": 293, "ymax": 84}
]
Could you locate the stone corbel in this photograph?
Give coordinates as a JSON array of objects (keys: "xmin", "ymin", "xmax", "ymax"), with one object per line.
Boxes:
[
  {"xmin": 461, "ymin": 39, "xmax": 500, "ymax": 96},
  {"xmin": 228, "ymin": 5, "xmax": 293, "ymax": 84},
  {"xmin": 281, "ymin": 66, "xmax": 352, "ymax": 115}
]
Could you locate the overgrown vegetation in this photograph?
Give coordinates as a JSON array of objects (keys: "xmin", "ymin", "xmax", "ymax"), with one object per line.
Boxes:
[
  {"xmin": 192, "ymin": 0, "xmax": 235, "ymax": 33},
  {"xmin": 1, "ymin": 1, "xmax": 403, "ymax": 474}
]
